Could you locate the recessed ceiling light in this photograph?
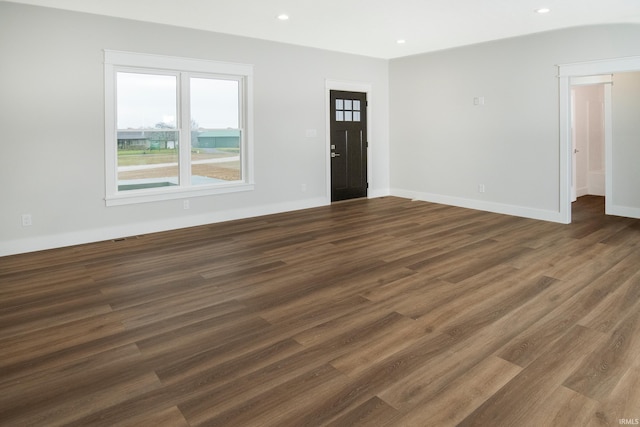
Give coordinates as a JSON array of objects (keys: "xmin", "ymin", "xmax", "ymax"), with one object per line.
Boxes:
[
  {"xmin": 277, "ymin": 14, "xmax": 289, "ymax": 21},
  {"xmin": 397, "ymin": 39, "xmax": 406, "ymax": 44},
  {"xmin": 535, "ymin": 8, "xmax": 551, "ymax": 14}
]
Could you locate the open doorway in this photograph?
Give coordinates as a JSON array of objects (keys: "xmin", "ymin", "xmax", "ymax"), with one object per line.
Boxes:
[
  {"xmin": 558, "ymin": 56, "xmax": 640, "ymax": 223},
  {"xmin": 570, "ymin": 77, "xmax": 609, "ymax": 203}
]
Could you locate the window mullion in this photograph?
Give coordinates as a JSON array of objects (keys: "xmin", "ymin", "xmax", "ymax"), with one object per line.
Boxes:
[{"xmin": 179, "ymin": 73, "xmax": 192, "ymax": 187}]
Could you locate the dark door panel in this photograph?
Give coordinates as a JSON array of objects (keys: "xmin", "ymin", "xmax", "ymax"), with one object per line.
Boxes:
[{"xmin": 330, "ymin": 90, "xmax": 367, "ymax": 202}]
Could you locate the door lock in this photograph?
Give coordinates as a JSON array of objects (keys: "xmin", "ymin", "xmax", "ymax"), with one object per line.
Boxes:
[{"xmin": 331, "ymin": 152, "xmax": 341, "ymax": 157}]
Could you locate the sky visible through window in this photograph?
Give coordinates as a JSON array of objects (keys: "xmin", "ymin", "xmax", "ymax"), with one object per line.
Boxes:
[{"xmin": 116, "ymin": 72, "xmax": 239, "ymax": 130}]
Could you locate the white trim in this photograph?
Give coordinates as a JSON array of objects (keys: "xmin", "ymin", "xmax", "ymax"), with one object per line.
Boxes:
[
  {"xmin": 559, "ymin": 74, "xmax": 572, "ymax": 223},
  {"xmin": 1, "ymin": 197, "xmax": 326, "ymax": 257},
  {"xmin": 558, "ymin": 56, "xmax": 640, "ymax": 77},
  {"xmin": 104, "ymin": 60, "xmax": 117, "ymax": 198},
  {"xmin": 244, "ymin": 69, "xmax": 255, "ymax": 186},
  {"xmin": 607, "ymin": 204, "xmax": 640, "ymax": 219},
  {"xmin": 325, "ymin": 79, "xmax": 373, "ymax": 202},
  {"xmin": 558, "ymin": 55, "xmax": 640, "ymax": 223},
  {"xmin": 570, "ymin": 75, "xmax": 613, "ymax": 86},
  {"xmin": 368, "ymin": 188, "xmax": 391, "ymax": 199},
  {"xmin": 391, "ymin": 189, "xmax": 563, "ymax": 223},
  {"xmin": 570, "ymin": 88, "xmax": 577, "ymax": 203},
  {"xmin": 104, "ymin": 50, "xmax": 254, "ymax": 206},
  {"xmin": 105, "ymin": 183, "xmax": 255, "ymax": 206},
  {"xmin": 104, "ymin": 50, "xmax": 253, "ymax": 76},
  {"xmin": 179, "ymin": 71, "xmax": 191, "ymax": 188},
  {"xmin": 604, "ymin": 83, "xmax": 614, "ymax": 216}
]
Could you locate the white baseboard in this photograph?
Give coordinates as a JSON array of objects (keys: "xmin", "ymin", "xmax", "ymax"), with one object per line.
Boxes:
[
  {"xmin": 607, "ymin": 203, "xmax": 640, "ymax": 219},
  {"xmin": 1, "ymin": 197, "xmax": 328, "ymax": 257},
  {"xmin": 1, "ymin": 189, "xmax": 576, "ymax": 257},
  {"xmin": 368, "ymin": 188, "xmax": 391, "ymax": 199},
  {"xmin": 576, "ymin": 186, "xmax": 589, "ymax": 198},
  {"xmin": 390, "ymin": 189, "xmax": 564, "ymax": 223}
]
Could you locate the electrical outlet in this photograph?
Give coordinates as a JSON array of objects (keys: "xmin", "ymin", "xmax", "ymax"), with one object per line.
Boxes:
[
  {"xmin": 478, "ymin": 184, "xmax": 486, "ymax": 193},
  {"xmin": 183, "ymin": 200, "xmax": 190, "ymax": 210},
  {"xmin": 301, "ymin": 184, "xmax": 307, "ymax": 192},
  {"xmin": 473, "ymin": 97, "xmax": 486, "ymax": 106},
  {"xmin": 21, "ymin": 213, "xmax": 32, "ymax": 227}
]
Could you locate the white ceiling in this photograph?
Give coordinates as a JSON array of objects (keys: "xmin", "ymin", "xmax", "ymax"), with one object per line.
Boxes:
[{"xmin": 5, "ymin": 0, "xmax": 640, "ymax": 58}]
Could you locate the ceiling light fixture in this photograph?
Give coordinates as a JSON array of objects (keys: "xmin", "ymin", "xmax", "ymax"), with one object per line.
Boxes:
[
  {"xmin": 277, "ymin": 14, "xmax": 289, "ymax": 21},
  {"xmin": 535, "ymin": 8, "xmax": 551, "ymax": 14},
  {"xmin": 397, "ymin": 39, "xmax": 406, "ymax": 44}
]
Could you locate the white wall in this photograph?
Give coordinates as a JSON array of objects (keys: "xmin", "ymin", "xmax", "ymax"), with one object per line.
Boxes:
[
  {"xmin": 389, "ymin": 24, "xmax": 640, "ymax": 222},
  {"xmin": 0, "ymin": 2, "xmax": 389, "ymax": 256},
  {"xmin": 611, "ymin": 71, "xmax": 640, "ymax": 216}
]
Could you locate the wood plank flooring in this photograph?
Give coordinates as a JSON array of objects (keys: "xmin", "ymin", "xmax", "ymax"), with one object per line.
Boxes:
[{"xmin": 1, "ymin": 195, "xmax": 640, "ymax": 426}]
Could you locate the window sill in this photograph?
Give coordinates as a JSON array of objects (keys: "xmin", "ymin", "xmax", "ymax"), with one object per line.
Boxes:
[{"xmin": 105, "ymin": 182, "xmax": 254, "ymax": 206}]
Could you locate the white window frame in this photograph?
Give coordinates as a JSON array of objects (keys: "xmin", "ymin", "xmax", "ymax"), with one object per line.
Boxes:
[{"xmin": 104, "ymin": 50, "xmax": 254, "ymax": 206}]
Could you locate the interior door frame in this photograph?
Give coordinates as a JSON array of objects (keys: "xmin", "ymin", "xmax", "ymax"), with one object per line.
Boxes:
[
  {"xmin": 325, "ymin": 80, "xmax": 372, "ymax": 203},
  {"xmin": 558, "ymin": 55, "xmax": 640, "ymax": 223}
]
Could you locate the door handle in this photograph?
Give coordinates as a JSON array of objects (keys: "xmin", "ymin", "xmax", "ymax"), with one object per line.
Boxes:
[{"xmin": 331, "ymin": 152, "xmax": 341, "ymax": 157}]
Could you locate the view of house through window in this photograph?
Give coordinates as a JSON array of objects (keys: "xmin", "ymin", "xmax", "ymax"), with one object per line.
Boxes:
[{"xmin": 115, "ymin": 72, "xmax": 242, "ymax": 192}]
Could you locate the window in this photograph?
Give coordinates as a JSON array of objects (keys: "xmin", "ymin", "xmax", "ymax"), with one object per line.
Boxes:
[
  {"xmin": 104, "ymin": 51, "xmax": 253, "ymax": 206},
  {"xmin": 335, "ymin": 98, "xmax": 361, "ymax": 122}
]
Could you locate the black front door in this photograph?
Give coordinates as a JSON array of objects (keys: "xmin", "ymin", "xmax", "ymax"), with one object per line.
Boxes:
[{"xmin": 330, "ymin": 90, "xmax": 367, "ymax": 202}]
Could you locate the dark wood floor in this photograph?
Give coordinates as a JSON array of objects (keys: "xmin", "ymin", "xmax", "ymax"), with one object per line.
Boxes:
[{"xmin": 1, "ymin": 196, "xmax": 640, "ymax": 426}]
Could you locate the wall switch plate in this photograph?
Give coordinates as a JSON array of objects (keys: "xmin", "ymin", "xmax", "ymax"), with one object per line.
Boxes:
[{"xmin": 21, "ymin": 213, "xmax": 32, "ymax": 227}]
